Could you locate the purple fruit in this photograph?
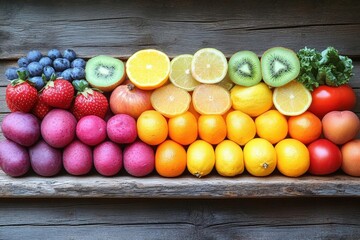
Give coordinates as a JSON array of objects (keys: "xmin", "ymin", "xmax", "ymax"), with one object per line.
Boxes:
[{"xmin": 0, "ymin": 139, "xmax": 30, "ymax": 177}]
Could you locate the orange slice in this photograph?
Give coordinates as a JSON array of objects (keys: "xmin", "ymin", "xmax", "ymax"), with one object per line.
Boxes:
[
  {"xmin": 273, "ymin": 80, "xmax": 312, "ymax": 116},
  {"xmin": 191, "ymin": 48, "xmax": 228, "ymax": 84},
  {"xmin": 169, "ymin": 54, "xmax": 201, "ymax": 91},
  {"xmin": 192, "ymin": 84, "xmax": 231, "ymax": 115},
  {"xmin": 126, "ymin": 49, "xmax": 170, "ymax": 90},
  {"xmin": 151, "ymin": 83, "xmax": 191, "ymax": 118}
]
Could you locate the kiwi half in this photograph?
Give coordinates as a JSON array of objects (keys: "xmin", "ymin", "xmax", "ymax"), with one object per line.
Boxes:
[
  {"xmin": 85, "ymin": 55, "xmax": 125, "ymax": 92},
  {"xmin": 228, "ymin": 50, "xmax": 262, "ymax": 87},
  {"xmin": 261, "ymin": 47, "xmax": 300, "ymax": 87}
]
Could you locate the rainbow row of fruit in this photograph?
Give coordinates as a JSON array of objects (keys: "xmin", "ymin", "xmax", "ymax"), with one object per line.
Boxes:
[{"xmin": 0, "ymin": 46, "xmax": 359, "ymax": 178}]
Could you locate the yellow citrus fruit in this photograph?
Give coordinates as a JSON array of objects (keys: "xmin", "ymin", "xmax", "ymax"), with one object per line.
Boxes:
[
  {"xmin": 150, "ymin": 83, "xmax": 191, "ymax": 118},
  {"xmin": 255, "ymin": 110, "xmax": 288, "ymax": 144},
  {"xmin": 226, "ymin": 110, "xmax": 256, "ymax": 146},
  {"xmin": 155, "ymin": 140, "xmax": 187, "ymax": 178},
  {"xmin": 243, "ymin": 138, "xmax": 277, "ymax": 177},
  {"xmin": 187, "ymin": 140, "xmax": 215, "ymax": 178},
  {"xmin": 126, "ymin": 49, "xmax": 170, "ymax": 90},
  {"xmin": 191, "ymin": 48, "xmax": 228, "ymax": 84},
  {"xmin": 230, "ymin": 82, "xmax": 273, "ymax": 117},
  {"xmin": 198, "ymin": 114, "xmax": 227, "ymax": 145},
  {"xmin": 137, "ymin": 110, "xmax": 168, "ymax": 145},
  {"xmin": 275, "ymin": 138, "xmax": 310, "ymax": 177},
  {"xmin": 273, "ymin": 80, "xmax": 312, "ymax": 116},
  {"xmin": 192, "ymin": 84, "xmax": 231, "ymax": 115},
  {"xmin": 169, "ymin": 54, "xmax": 201, "ymax": 91},
  {"xmin": 215, "ymin": 140, "xmax": 244, "ymax": 177},
  {"xmin": 216, "ymin": 72, "xmax": 235, "ymax": 91},
  {"xmin": 168, "ymin": 111, "xmax": 198, "ymax": 145}
]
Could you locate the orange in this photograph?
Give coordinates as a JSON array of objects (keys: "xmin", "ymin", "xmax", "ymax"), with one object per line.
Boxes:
[
  {"xmin": 126, "ymin": 49, "xmax": 170, "ymax": 90},
  {"xmin": 187, "ymin": 140, "xmax": 215, "ymax": 178},
  {"xmin": 137, "ymin": 110, "xmax": 168, "ymax": 145},
  {"xmin": 198, "ymin": 114, "xmax": 227, "ymax": 145},
  {"xmin": 273, "ymin": 80, "xmax": 312, "ymax": 116},
  {"xmin": 288, "ymin": 111, "xmax": 322, "ymax": 144},
  {"xmin": 168, "ymin": 111, "xmax": 198, "ymax": 145},
  {"xmin": 150, "ymin": 83, "xmax": 191, "ymax": 118},
  {"xmin": 255, "ymin": 110, "xmax": 288, "ymax": 144},
  {"xmin": 155, "ymin": 140, "xmax": 187, "ymax": 177},
  {"xmin": 191, "ymin": 48, "xmax": 228, "ymax": 84},
  {"xmin": 188, "ymin": 100, "xmax": 201, "ymax": 120},
  {"xmin": 226, "ymin": 110, "xmax": 256, "ymax": 146},
  {"xmin": 275, "ymin": 138, "xmax": 310, "ymax": 177},
  {"xmin": 192, "ymin": 84, "xmax": 231, "ymax": 115}
]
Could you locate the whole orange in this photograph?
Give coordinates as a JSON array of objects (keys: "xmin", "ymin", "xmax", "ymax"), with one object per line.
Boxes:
[
  {"xmin": 255, "ymin": 110, "xmax": 288, "ymax": 144},
  {"xmin": 168, "ymin": 111, "xmax": 198, "ymax": 145},
  {"xmin": 137, "ymin": 110, "xmax": 168, "ymax": 145},
  {"xmin": 198, "ymin": 114, "xmax": 227, "ymax": 145},
  {"xmin": 288, "ymin": 111, "xmax": 322, "ymax": 144},
  {"xmin": 155, "ymin": 140, "xmax": 187, "ymax": 177}
]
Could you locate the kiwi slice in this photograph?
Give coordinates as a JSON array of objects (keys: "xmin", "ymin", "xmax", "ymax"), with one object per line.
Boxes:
[
  {"xmin": 228, "ymin": 50, "xmax": 262, "ymax": 87},
  {"xmin": 85, "ymin": 55, "xmax": 125, "ymax": 92},
  {"xmin": 261, "ymin": 47, "xmax": 300, "ymax": 87}
]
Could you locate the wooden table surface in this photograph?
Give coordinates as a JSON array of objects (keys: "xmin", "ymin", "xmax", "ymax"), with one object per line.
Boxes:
[{"xmin": 1, "ymin": 0, "xmax": 360, "ymax": 239}]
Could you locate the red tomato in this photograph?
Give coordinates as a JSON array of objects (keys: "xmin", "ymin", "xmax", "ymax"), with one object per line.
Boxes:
[
  {"xmin": 308, "ymin": 85, "xmax": 356, "ymax": 119},
  {"xmin": 308, "ymin": 139, "xmax": 342, "ymax": 175}
]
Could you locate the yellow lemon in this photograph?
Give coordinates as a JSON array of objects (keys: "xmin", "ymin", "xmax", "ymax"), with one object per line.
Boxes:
[
  {"xmin": 215, "ymin": 140, "xmax": 244, "ymax": 177},
  {"xmin": 243, "ymin": 138, "xmax": 277, "ymax": 177},
  {"xmin": 230, "ymin": 82, "xmax": 273, "ymax": 117},
  {"xmin": 226, "ymin": 110, "xmax": 256, "ymax": 146},
  {"xmin": 275, "ymin": 138, "xmax": 310, "ymax": 177},
  {"xmin": 187, "ymin": 140, "xmax": 215, "ymax": 178},
  {"xmin": 255, "ymin": 110, "xmax": 288, "ymax": 144}
]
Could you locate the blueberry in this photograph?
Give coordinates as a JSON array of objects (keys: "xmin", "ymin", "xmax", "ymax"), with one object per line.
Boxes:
[
  {"xmin": 53, "ymin": 58, "xmax": 70, "ymax": 71},
  {"xmin": 5, "ymin": 67, "xmax": 18, "ymax": 80},
  {"xmin": 27, "ymin": 50, "xmax": 42, "ymax": 62},
  {"xmin": 71, "ymin": 58, "xmax": 86, "ymax": 68},
  {"xmin": 47, "ymin": 49, "xmax": 62, "ymax": 60},
  {"xmin": 63, "ymin": 49, "xmax": 76, "ymax": 62},
  {"xmin": 29, "ymin": 76, "xmax": 45, "ymax": 91},
  {"xmin": 61, "ymin": 68, "xmax": 73, "ymax": 81},
  {"xmin": 43, "ymin": 66, "xmax": 55, "ymax": 80},
  {"xmin": 17, "ymin": 57, "xmax": 29, "ymax": 67},
  {"xmin": 39, "ymin": 56, "xmax": 53, "ymax": 67},
  {"xmin": 71, "ymin": 67, "xmax": 85, "ymax": 79},
  {"xmin": 27, "ymin": 62, "xmax": 43, "ymax": 77},
  {"xmin": 55, "ymin": 72, "xmax": 62, "ymax": 78},
  {"xmin": 17, "ymin": 67, "xmax": 29, "ymax": 78}
]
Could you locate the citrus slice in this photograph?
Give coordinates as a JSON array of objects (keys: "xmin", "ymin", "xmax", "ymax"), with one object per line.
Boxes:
[
  {"xmin": 151, "ymin": 83, "xmax": 191, "ymax": 118},
  {"xmin": 169, "ymin": 54, "xmax": 201, "ymax": 91},
  {"xmin": 273, "ymin": 80, "xmax": 312, "ymax": 116},
  {"xmin": 191, "ymin": 48, "xmax": 228, "ymax": 84},
  {"xmin": 126, "ymin": 49, "xmax": 170, "ymax": 90},
  {"xmin": 216, "ymin": 72, "xmax": 235, "ymax": 91},
  {"xmin": 192, "ymin": 84, "xmax": 231, "ymax": 115}
]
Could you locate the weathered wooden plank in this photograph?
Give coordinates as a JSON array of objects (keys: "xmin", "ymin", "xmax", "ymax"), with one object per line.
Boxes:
[
  {"xmin": 1, "ymin": 0, "xmax": 359, "ymax": 59},
  {"xmin": 0, "ymin": 198, "xmax": 359, "ymax": 239},
  {"xmin": 0, "ymin": 171, "xmax": 359, "ymax": 198}
]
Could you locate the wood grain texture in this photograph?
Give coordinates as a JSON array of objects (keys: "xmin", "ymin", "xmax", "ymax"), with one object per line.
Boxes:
[
  {"xmin": 0, "ymin": 0, "xmax": 359, "ymax": 59},
  {"xmin": 0, "ymin": 171, "xmax": 359, "ymax": 198},
  {"xmin": 0, "ymin": 198, "xmax": 359, "ymax": 239}
]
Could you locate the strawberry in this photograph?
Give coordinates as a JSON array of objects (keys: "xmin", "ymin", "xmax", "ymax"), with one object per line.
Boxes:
[
  {"xmin": 6, "ymin": 71, "xmax": 38, "ymax": 113},
  {"xmin": 71, "ymin": 80, "xmax": 109, "ymax": 120},
  {"xmin": 41, "ymin": 78, "xmax": 74, "ymax": 109},
  {"xmin": 32, "ymin": 95, "xmax": 52, "ymax": 119}
]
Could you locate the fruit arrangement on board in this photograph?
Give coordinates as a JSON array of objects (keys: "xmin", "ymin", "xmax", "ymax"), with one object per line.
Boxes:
[{"xmin": 0, "ymin": 46, "xmax": 359, "ymax": 178}]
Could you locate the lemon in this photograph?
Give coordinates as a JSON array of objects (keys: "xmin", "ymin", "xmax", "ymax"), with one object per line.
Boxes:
[
  {"xmin": 215, "ymin": 140, "xmax": 244, "ymax": 177},
  {"xmin": 230, "ymin": 82, "xmax": 273, "ymax": 117},
  {"xmin": 255, "ymin": 110, "xmax": 288, "ymax": 144},
  {"xmin": 243, "ymin": 138, "xmax": 277, "ymax": 177},
  {"xmin": 187, "ymin": 140, "xmax": 215, "ymax": 178},
  {"xmin": 169, "ymin": 54, "xmax": 201, "ymax": 91},
  {"xmin": 226, "ymin": 110, "xmax": 256, "ymax": 146},
  {"xmin": 275, "ymin": 138, "xmax": 310, "ymax": 177}
]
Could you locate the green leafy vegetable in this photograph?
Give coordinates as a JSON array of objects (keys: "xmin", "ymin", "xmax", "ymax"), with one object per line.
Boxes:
[{"xmin": 297, "ymin": 46, "xmax": 354, "ymax": 91}]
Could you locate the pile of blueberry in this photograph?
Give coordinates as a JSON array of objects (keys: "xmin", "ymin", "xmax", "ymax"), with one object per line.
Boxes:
[{"xmin": 5, "ymin": 49, "xmax": 86, "ymax": 90}]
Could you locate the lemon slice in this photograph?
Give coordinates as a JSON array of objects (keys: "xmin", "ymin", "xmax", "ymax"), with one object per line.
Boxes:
[
  {"xmin": 273, "ymin": 80, "xmax": 312, "ymax": 116},
  {"xmin": 169, "ymin": 54, "xmax": 201, "ymax": 91}
]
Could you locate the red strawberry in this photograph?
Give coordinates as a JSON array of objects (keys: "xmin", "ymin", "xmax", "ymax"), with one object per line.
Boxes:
[
  {"xmin": 6, "ymin": 79, "xmax": 38, "ymax": 113},
  {"xmin": 41, "ymin": 78, "xmax": 74, "ymax": 109},
  {"xmin": 32, "ymin": 95, "xmax": 52, "ymax": 119},
  {"xmin": 71, "ymin": 80, "xmax": 109, "ymax": 120}
]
